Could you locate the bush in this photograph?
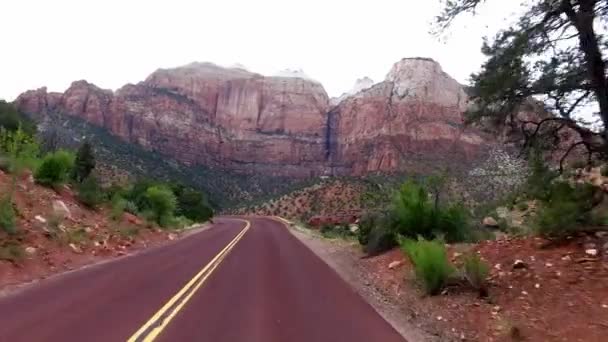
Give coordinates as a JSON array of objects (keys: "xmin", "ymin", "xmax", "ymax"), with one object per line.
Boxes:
[
  {"xmin": 0, "ymin": 127, "xmax": 41, "ymax": 174},
  {"xmin": 76, "ymin": 175, "xmax": 105, "ymax": 208},
  {"xmin": 110, "ymin": 194, "xmax": 128, "ymax": 221},
  {"xmin": 71, "ymin": 141, "xmax": 96, "ymax": 183},
  {"xmin": 171, "ymin": 184, "xmax": 213, "ymax": 222},
  {"xmin": 0, "ymin": 242, "xmax": 24, "ymax": 263},
  {"xmin": 401, "ymin": 238, "xmax": 454, "ymax": 295},
  {"xmin": 358, "ymin": 212, "xmax": 381, "ymax": 246},
  {"xmin": 144, "ymin": 185, "xmax": 177, "ymax": 227},
  {"xmin": 516, "ymin": 202, "xmax": 529, "ymax": 211},
  {"xmin": 35, "ymin": 150, "xmax": 75, "ymax": 187},
  {"xmin": 391, "ymin": 180, "xmax": 471, "ymax": 243},
  {"xmin": 0, "ymin": 196, "xmax": 17, "ymax": 235},
  {"xmin": 462, "ymin": 253, "xmax": 490, "ymax": 297},
  {"xmin": 534, "ymin": 181, "xmax": 595, "ymax": 237},
  {"xmin": 365, "ymin": 224, "xmax": 397, "ymax": 255}
]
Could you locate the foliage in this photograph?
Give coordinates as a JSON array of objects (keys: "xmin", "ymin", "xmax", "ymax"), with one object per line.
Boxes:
[
  {"xmin": 71, "ymin": 141, "xmax": 96, "ymax": 183},
  {"xmin": 0, "ymin": 196, "xmax": 17, "ymax": 235},
  {"xmin": 534, "ymin": 181, "xmax": 595, "ymax": 237},
  {"xmin": 143, "ymin": 185, "xmax": 177, "ymax": 227},
  {"xmin": 34, "ymin": 150, "xmax": 75, "ymax": 187},
  {"xmin": 170, "ymin": 183, "xmax": 213, "ymax": 222},
  {"xmin": 0, "ymin": 127, "xmax": 41, "ymax": 175},
  {"xmin": 525, "ymin": 148, "xmax": 558, "ymax": 200},
  {"xmin": 358, "ymin": 212, "xmax": 383, "ymax": 246},
  {"xmin": 401, "ymin": 237, "xmax": 454, "ymax": 296},
  {"xmin": 462, "ymin": 253, "xmax": 490, "ymax": 296},
  {"xmin": 365, "ymin": 223, "xmax": 398, "ymax": 256},
  {"xmin": 110, "ymin": 194, "xmax": 128, "ymax": 221},
  {"xmin": 0, "ymin": 101, "xmax": 36, "ymax": 134},
  {"xmin": 436, "ymin": 0, "xmax": 608, "ymax": 161},
  {"xmin": 516, "ymin": 202, "xmax": 529, "ymax": 211},
  {"xmin": 391, "ymin": 180, "xmax": 472, "ymax": 243},
  {"xmin": 76, "ymin": 175, "xmax": 105, "ymax": 208}
]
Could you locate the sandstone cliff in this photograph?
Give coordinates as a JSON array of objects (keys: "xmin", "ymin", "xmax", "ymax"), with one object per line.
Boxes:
[{"xmin": 15, "ymin": 58, "xmax": 493, "ymax": 177}]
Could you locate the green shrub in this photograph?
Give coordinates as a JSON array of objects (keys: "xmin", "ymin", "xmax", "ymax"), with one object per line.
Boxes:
[
  {"xmin": 171, "ymin": 184, "xmax": 214, "ymax": 222},
  {"xmin": 401, "ymin": 238, "xmax": 454, "ymax": 295},
  {"xmin": 358, "ymin": 212, "xmax": 381, "ymax": 246},
  {"xmin": 462, "ymin": 253, "xmax": 490, "ymax": 296},
  {"xmin": 516, "ymin": 202, "xmax": 529, "ymax": 211},
  {"xmin": 525, "ymin": 149, "xmax": 557, "ymax": 200},
  {"xmin": 110, "ymin": 194, "xmax": 128, "ymax": 221},
  {"xmin": 124, "ymin": 200, "xmax": 138, "ymax": 215},
  {"xmin": 34, "ymin": 150, "xmax": 75, "ymax": 187},
  {"xmin": 76, "ymin": 175, "xmax": 105, "ymax": 208},
  {"xmin": 391, "ymin": 180, "xmax": 471, "ymax": 243},
  {"xmin": 0, "ymin": 127, "xmax": 41, "ymax": 174},
  {"xmin": 601, "ymin": 165, "xmax": 608, "ymax": 177},
  {"xmin": 71, "ymin": 141, "xmax": 96, "ymax": 183},
  {"xmin": 0, "ymin": 196, "xmax": 17, "ymax": 235},
  {"xmin": 534, "ymin": 181, "xmax": 595, "ymax": 237},
  {"xmin": 144, "ymin": 185, "xmax": 177, "ymax": 227},
  {"xmin": 365, "ymin": 225, "xmax": 397, "ymax": 255}
]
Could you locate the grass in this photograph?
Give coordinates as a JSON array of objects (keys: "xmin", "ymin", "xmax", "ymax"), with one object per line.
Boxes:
[
  {"xmin": 400, "ymin": 237, "xmax": 454, "ymax": 295},
  {"xmin": 462, "ymin": 253, "xmax": 490, "ymax": 297}
]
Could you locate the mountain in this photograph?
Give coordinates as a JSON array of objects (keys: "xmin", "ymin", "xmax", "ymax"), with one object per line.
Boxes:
[{"xmin": 15, "ymin": 57, "xmax": 494, "ymax": 182}]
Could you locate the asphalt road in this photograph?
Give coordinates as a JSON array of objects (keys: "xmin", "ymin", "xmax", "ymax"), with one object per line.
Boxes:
[{"xmin": 0, "ymin": 217, "xmax": 405, "ymax": 342}]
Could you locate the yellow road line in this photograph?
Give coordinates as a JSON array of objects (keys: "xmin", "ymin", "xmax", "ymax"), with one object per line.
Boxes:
[{"xmin": 127, "ymin": 219, "xmax": 250, "ymax": 342}]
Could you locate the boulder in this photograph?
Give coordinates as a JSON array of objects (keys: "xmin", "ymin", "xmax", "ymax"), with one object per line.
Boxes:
[
  {"xmin": 52, "ymin": 200, "xmax": 71, "ymax": 220},
  {"xmin": 388, "ymin": 260, "xmax": 404, "ymax": 269},
  {"xmin": 483, "ymin": 217, "xmax": 499, "ymax": 227}
]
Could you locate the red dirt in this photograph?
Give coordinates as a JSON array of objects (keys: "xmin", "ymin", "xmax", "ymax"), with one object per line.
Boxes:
[
  {"xmin": 360, "ymin": 236, "xmax": 608, "ymax": 342},
  {"xmin": 0, "ymin": 170, "xmax": 175, "ymax": 291}
]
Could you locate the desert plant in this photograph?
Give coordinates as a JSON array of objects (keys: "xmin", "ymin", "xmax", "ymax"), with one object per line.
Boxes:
[
  {"xmin": 110, "ymin": 194, "xmax": 128, "ymax": 221},
  {"xmin": 401, "ymin": 237, "xmax": 454, "ymax": 295},
  {"xmin": 0, "ymin": 127, "xmax": 41, "ymax": 175},
  {"xmin": 144, "ymin": 185, "xmax": 177, "ymax": 227},
  {"xmin": 76, "ymin": 175, "xmax": 105, "ymax": 208},
  {"xmin": 516, "ymin": 202, "xmax": 529, "ymax": 211},
  {"xmin": 71, "ymin": 141, "xmax": 96, "ymax": 183},
  {"xmin": 391, "ymin": 180, "xmax": 471, "ymax": 243},
  {"xmin": 534, "ymin": 181, "xmax": 595, "ymax": 237},
  {"xmin": 462, "ymin": 253, "xmax": 490, "ymax": 297},
  {"xmin": 0, "ymin": 195, "xmax": 17, "ymax": 234},
  {"xmin": 35, "ymin": 150, "xmax": 75, "ymax": 187},
  {"xmin": 364, "ymin": 224, "xmax": 397, "ymax": 255}
]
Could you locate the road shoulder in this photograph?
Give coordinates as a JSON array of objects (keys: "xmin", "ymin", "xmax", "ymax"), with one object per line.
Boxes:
[{"xmin": 285, "ymin": 221, "xmax": 438, "ymax": 342}]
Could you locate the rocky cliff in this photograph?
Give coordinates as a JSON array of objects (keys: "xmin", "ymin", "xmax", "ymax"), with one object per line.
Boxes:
[{"xmin": 15, "ymin": 58, "xmax": 492, "ymax": 177}]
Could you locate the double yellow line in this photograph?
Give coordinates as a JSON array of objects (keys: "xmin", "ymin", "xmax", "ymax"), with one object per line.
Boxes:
[{"xmin": 128, "ymin": 219, "xmax": 251, "ymax": 342}]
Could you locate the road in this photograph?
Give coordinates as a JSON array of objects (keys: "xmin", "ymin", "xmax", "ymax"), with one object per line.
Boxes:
[{"xmin": 0, "ymin": 217, "xmax": 406, "ymax": 342}]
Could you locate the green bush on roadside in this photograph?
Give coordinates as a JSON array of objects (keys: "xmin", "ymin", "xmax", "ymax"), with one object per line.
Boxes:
[
  {"xmin": 34, "ymin": 150, "xmax": 75, "ymax": 187},
  {"xmin": 143, "ymin": 185, "xmax": 177, "ymax": 227},
  {"xmin": 0, "ymin": 196, "xmax": 17, "ymax": 235},
  {"xmin": 462, "ymin": 253, "xmax": 490, "ymax": 297},
  {"xmin": 534, "ymin": 181, "xmax": 595, "ymax": 237},
  {"xmin": 76, "ymin": 175, "xmax": 105, "ymax": 208},
  {"xmin": 401, "ymin": 237, "xmax": 454, "ymax": 295}
]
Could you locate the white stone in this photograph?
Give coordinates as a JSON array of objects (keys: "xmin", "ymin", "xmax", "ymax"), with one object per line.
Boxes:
[
  {"xmin": 388, "ymin": 260, "xmax": 404, "ymax": 269},
  {"xmin": 34, "ymin": 215, "xmax": 47, "ymax": 223},
  {"xmin": 52, "ymin": 200, "xmax": 72, "ymax": 220},
  {"xmin": 585, "ymin": 249, "xmax": 599, "ymax": 257}
]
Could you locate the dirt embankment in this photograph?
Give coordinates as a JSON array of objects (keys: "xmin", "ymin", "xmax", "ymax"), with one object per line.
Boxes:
[{"xmin": 289, "ymin": 220, "xmax": 608, "ymax": 342}]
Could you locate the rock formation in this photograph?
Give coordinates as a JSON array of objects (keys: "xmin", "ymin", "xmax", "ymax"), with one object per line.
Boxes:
[{"xmin": 15, "ymin": 58, "xmax": 493, "ymax": 177}]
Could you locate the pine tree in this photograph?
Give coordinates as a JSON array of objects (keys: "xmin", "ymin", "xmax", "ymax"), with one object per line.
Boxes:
[
  {"xmin": 436, "ymin": 0, "xmax": 608, "ymax": 163},
  {"xmin": 72, "ymin": 141, "xmax": 96, "ymax": 183}
]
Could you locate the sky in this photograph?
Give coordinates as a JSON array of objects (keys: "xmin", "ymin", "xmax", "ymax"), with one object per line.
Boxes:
[{"xmin": 0, "ymin": 0, "xmax": 526, "ymax": 101}]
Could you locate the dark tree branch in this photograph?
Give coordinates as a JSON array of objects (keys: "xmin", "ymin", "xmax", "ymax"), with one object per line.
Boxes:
[{"xmin": 559, "ymin": 141, "xmax": 587, "ymax": 173}]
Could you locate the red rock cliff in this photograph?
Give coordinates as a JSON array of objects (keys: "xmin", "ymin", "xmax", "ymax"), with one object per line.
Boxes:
[{"xmin": 15, "ymin": 59, "xmax": 492, "ymax": 177}]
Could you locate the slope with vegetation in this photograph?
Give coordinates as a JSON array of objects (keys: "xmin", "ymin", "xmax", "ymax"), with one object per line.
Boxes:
[{"xmin": 0, "ymin": 101, "xmax": 213, "ymax": 288}]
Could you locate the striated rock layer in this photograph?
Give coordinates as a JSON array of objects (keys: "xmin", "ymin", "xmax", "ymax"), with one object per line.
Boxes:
[{"xmin": 15, "ymin": 58, "xmax": 493, "ymax": 177}]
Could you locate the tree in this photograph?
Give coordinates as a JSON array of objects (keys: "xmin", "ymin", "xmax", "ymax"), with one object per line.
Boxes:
[
  {"xmin": 72, "ymin": 141, "xmax": 96, "ymax": 183},
  {"xmin": 436, "ymin": 0, "xmax": 608, "ymax": 167},
  {"xmin": 144, "ymin": 186, "xmax": 177, "ymax": 226},
  {"xmin": 0, "ymin": 101, "xmax": 36, "ymax": 134}
]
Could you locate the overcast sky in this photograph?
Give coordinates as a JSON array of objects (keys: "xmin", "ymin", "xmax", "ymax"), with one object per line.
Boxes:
[{"xmin": 1, "ymin": 0, "xmax": 525, "ymax": 101}]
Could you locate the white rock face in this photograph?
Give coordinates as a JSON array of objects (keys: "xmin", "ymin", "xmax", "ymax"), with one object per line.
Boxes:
[
  {"xmin": 385, "ymin": 57, "xmax": 468, "ymax": 110},
  {"xmin": 330, "ymin": 76, "xmax": 376, "ymax": 106},
  {"xmin": 274, "ymin": 68, "xmax": 318, "ymax": 83}
]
